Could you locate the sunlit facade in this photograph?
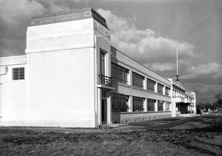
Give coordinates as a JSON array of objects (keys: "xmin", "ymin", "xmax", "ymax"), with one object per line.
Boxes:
[{"xmin": 0, "ymin": 8, "xmax": 196, "ymax": 128}]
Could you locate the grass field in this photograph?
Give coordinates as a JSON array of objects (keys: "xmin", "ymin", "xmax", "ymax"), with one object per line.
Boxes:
[{"xmin": 0, "ymin": 115, "xmax": 221, "ymax": 156}]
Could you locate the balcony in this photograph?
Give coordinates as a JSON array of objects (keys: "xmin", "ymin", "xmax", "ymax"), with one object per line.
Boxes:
[{"xmin": 98, "ymin": 74, "xmax": 114, "ymax": 89}]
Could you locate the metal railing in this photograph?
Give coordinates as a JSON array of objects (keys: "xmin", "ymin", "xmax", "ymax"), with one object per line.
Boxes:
[{"xmin": 98, "ymin": 74, "xmax": 113, "ymax": 87}]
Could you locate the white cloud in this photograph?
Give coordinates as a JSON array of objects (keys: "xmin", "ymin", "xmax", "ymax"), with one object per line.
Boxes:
[
  {"xmin": 97, "ymin": 9, "xmax": 194, "ymax": 66},
  {"xmin": 183, "ymin": 62, "xmax": 222, "ymax": 79},
  {"xmin": 146, "ymin": 63, "xmax": 175, "ymax": 71}
]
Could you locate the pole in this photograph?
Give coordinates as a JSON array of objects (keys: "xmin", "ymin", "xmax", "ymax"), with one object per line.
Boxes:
[{"xmin": 176, "ymin": 47, "xmax": 179, "ymax": 82}]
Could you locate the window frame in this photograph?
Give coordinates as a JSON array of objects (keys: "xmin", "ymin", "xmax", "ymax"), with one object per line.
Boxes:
[
  {"xmin": 147, "ymin": 99, "xmax": 155, "ymax": 111},
  {"xmin": 165, "ymin": 87, "xmax": 170, "ymax": 96},
  {"xmin": 132, "ymin": 72, "xmax": 144, "ymax": 89},
  {"xmin": 100, "ymin": 51, "xmax": 106, "ymax": 76},
  {"xmin": 112, "ymin": 93, "xmax": 129, "ymax": 112},
  {"xmin": 12, "ymin": 67, "xmax": 25, "ymax": 80},
  {"xmin": 111, "ymin": 63, "xmax": 128, "ymax": 84},
  {"xmin": 157, "ymin": 83, "xmax": 164, "ymax": 94},
  {"xmin": 147, "ymin": 78, "xmax": 155, "ymax": 91},
  {"xmin": 133, "ymin": 97, "xmax": 144, "ymax": 112},
  {"xmin": 158, "ymin": 101, "xmax": 164, "ymax": 111}
]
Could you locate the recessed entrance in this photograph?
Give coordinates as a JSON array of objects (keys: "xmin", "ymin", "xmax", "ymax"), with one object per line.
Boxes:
[
  {"xmin": 101, "ymin": 90, "xmax": 107, "ymax": 124},
  {"xmin": 176, "ymin": 103, "xmax": 189, "ymax": 114},
  {"xmin": 101, "ymin": 98, "xmax": 107, "ymax": 124}
]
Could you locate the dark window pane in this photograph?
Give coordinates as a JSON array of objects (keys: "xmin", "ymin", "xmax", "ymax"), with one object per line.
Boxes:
[
  {"xmin": 148, "ymin": 99, "xmax": 155, "ymax": 111},
  {"xmin": 13, "ymin": 68, "xmax": 25, "ymax": 80},
  {"xmin": 158, "ymin": 101, "xmax": 164, "ymax": 111},
  {"xmin": 147, "ymin": 78, "xmax": 155, "ymax": 91},
  {"xmin": 133, "ymin": 97, "xmax": 144, "ymax": 112},
  {"xmin": 112, "ymin": 93, "xmax": 128, "ymax": 112},
  {"xmin": 111, "ymin": 63, "xmax": 128, "ymax": 84},
  {"xmin": 100, "ymin": 52, "xmax": 105, "ymax": 75},
  {"xmin": 133, "ymin": 72, "xmax": 144, "ymax": 88},
  {"xmin": 157, "ymin": 83, "xmax": 164, "ymax": 94}
]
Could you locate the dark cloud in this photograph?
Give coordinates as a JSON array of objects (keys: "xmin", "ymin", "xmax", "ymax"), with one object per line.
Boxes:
[{"xmin": 0, "ymin": 0, "xmax": 44, "ymax": 56}]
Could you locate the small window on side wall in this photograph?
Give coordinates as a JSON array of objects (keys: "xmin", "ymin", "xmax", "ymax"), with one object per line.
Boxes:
[{"xmin": 12, "ymin": 67, "xmax": 25, "ymax": 80}]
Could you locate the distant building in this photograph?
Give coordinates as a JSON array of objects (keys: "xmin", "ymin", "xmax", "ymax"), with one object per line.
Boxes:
[{"xmin": 0, "ymin": 8, "xmax": 196, "ymax": 128}]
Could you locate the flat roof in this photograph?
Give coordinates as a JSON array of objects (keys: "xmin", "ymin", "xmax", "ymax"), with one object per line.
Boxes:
[
  {"xmin": 111, "ymin": 46, "xmax": 171, "ymax": 86},
  {"xmin": 30, "ymin": 8, "xmax": 108, "ymax": 28}
]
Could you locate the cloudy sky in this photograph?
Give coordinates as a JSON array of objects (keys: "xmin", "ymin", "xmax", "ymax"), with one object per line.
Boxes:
[{"xmin": 0, "ymin": 0, "xmax": 221, "ymax": 103}]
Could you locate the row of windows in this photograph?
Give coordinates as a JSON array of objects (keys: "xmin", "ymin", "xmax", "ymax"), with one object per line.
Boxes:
[
  {"xmin": 172, "ymin": 89, "xmax": 194, "ymax": 101},
  {"xmin": 111, "ymin": 63, "xmax": 169, "ymax": 96},
  {"xmin": 112, "ymin": 93, "xmax": 167, "ymax": 112}
]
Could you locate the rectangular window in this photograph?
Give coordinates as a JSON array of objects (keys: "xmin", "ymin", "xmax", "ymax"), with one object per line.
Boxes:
[
  {"xmin": 112, "ymin": 93, "xmax": 128, "ymax": 112},
  {"xmin": 165, "ymin": 102, "xmax": 170, "ymax": 111},
  {"xmin": 147, "ymin": 78, "xmax": 155, "ymax": 91},
  {"xmin": 165, "ymin": 87, "xmax": 170, "ymax": 96},
  {"xmin": 133, "ymin": 72, "xmax": 144, "ymax": 88},
  {"xmin": 158, "ymin": 101, "xmax": 164, "ymax": 111},
  {"xmin": 111, "ymin": 63, "xmax": 128, "ymax": 84},
  {"xmin": 100, "ymin": 52, "xmax": 106, "ymax": 75},
  {"xmin": 157, "ymin": 83, "xmax": 164, "ymax": 94},
  {"xmin": 12, "ymin": 67, "xmax": 25, "ymax": 80},
  {"xmin": 147, "ymin": 99, "xmax": 155, "ymax": 111},
  {"xmin": 133, "ymin": 97, "xmax": 144, "ymax": 112}
]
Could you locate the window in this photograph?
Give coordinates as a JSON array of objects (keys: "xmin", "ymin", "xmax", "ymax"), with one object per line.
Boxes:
[
  {"xmin": 111, "ymin": 63, "xmax": 128, "ymax": 84},
  {"xmin": 165, "ymin": 87, "xmax": 170, "ymax": 96},
  {"xmin": 12, "ymin": 67, "xmax": 25, "ymax": 80},
  {"xmin": 112, "ymin": 93, "xmax": 128, "ymax": 112},
  {"xmin": 165, "ymin": 102, "xmax": 170, "ymax": 111},
  {"xmin": 100, "ymin": 52, "xmax": 106, "ymax": 75},
  {"xmin": 147, "ymin": 78, "xmax": 155, "ymax": 91},
  {"xmin": 133, "ymin": 97, "xmax": 144, "ymax": 112},
  {"xmin": 157, "ymin": 83, "xmax": 164, "ymax": 94},
  {"xmin": 133, "ymin": 72, "xmax": 144, "ymax": 88},
  {"xmin": 158, "ymin": 101, "xmax": 164, "ymax": 111},
  {"xmin": 148, "ymin": 99, "xmax": 155, "ymax": 111}
]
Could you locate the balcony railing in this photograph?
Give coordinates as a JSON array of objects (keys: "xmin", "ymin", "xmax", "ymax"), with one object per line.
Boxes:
[{"xmin": 98, "ymin": 74, "xmax": 113, "ymax": 87}]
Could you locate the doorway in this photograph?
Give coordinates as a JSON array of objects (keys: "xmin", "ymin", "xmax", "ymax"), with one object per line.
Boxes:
[
  {"xmin": 101, "ymin": 90, "xmax": 107, "ymax": 124},
  {"xmin": 101, "ymin": 98, "xmax": 107, "ymax": 124}
]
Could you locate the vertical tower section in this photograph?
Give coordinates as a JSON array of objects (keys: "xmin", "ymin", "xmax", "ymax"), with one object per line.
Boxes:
[
  {"xmin": 25, "ymin": 8, "xmax": 110, "ymax": 127},
  {"xmin": 92, "ymin": 10, "xmax": 112, "ymax": 126}
]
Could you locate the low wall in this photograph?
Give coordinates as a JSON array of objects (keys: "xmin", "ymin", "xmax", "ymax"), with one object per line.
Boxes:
[{"xmin": 112, "ymin": 111, "xmax": 172, "ymax": 124}]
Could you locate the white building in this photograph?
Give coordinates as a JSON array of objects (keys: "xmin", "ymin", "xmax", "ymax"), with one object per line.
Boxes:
[{"xmin": 0, "ymin": 8, "xmax": 196, "ymax": 128}]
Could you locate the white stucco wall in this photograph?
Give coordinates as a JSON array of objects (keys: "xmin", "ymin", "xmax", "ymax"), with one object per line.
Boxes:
[
  {"xmin": 25, "ymin": 18, "xmax": 97, "ymax": 127},
  {"xmin": 26, "ymin": 48, "xmax": 96, "ymax": 127},
  {"xmin": 0, "ymin": 56, "xmax": 26, "ymax": 126}
]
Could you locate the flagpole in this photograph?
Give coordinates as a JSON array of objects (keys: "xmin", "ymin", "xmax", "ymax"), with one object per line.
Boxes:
[{"xmin": 176, "ymin": 47, "xmax": 179, "ymax": 82}]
